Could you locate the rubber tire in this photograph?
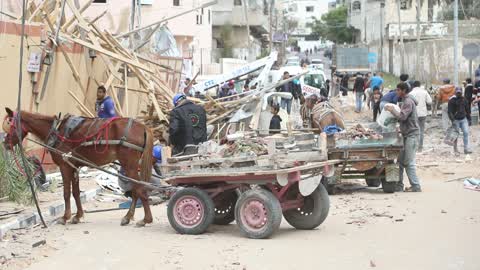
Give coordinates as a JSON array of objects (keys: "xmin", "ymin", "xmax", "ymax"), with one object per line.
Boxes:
[
  {"xmin": 366, "ymin": 179, "xmax": 381, "ymax": 187},
  {"xmin": 382, "ymin": 180, "xmax": 396, "ymax": 193},
  {"xmin": 321, "ymin": 177, "xmax": 336, "ymax": 195},
  {"xmin": 283, "ymin": 184, "xmax": 330, "ymax": 230},
  {"xmin": 167, "ymin": 187, "xmax": 215, "ymax": 235},
  {"xmin": 213, "ymin": 190, "xmax": 238, "ymax": 225},
  {"xmin": 235, "ymin": 189, "xmax": 282, "ymax": 239}
]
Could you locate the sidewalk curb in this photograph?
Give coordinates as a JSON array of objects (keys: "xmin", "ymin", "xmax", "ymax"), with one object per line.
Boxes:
[{"xmin": 0, "ymin": 187, "xmax": 102, "ymax": 239}]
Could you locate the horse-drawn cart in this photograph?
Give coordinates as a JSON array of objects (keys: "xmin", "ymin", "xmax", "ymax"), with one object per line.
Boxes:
[
  {"xmin": 160, "ymin": 143, "xmax": 339, "ymax": 239},
  {"xmin": 325, "ymin": 130, "xmax": 403, "ymax": 194}
]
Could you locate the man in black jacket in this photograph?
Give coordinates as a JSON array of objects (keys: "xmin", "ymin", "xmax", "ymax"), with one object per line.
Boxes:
[
  {"xmin": 465, "ymin": 78, "xmax": 474, "ymax": 125},
  {"xmin": 169, "ymin": 93, "xmax": 207, "ymax": 155},
  {"xmin": 353, "ymin": 72, "xmax": 365, "ymax": 112},
  {"xmin": 448, "ymin": 87, "xmax": 472, "ymax": 154}
]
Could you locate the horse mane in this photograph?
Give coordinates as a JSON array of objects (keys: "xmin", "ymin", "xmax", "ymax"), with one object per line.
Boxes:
[{"xmin": 20, "ymin": 110, "xmax": 56, "ymax": 121}]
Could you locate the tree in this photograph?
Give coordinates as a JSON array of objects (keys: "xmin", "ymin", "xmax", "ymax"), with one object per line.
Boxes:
[
  {"xmin": 310, "ymin": 6, "xmax": 355, "ymax": 44},
  {"xmin": 219, "ymin": 24, "xmax": 234, "ymax": 58}
]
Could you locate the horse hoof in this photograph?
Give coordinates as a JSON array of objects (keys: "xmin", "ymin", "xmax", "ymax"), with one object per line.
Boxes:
[
  {"xmin": 57, "ymin": 218, "xmax": 67, "ymax": 225},
  {"xmin": 135, "ymin": 220, "xmax": 146, "ymax": 227},
  {"xmin": 120, "ymin": 217, "xmax": 130, "ymax": 226},
  {"xmin": 71, "ymin": 216, "xmax": 81, "ymax": 224}
]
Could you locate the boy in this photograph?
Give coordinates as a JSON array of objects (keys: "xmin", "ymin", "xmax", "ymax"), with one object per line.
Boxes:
[
  {"xmin": 368, "ymin": 86, "xmax": 383, "ymax": 121},
  {"xmin": 269, "ymin": 103, "xmax": 282, "ymax": 134}
]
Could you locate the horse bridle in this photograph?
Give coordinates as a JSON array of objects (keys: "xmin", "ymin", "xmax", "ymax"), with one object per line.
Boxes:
[{"xmin": 4, "ymin": 113, "xmax": 28, "ymax": 142}]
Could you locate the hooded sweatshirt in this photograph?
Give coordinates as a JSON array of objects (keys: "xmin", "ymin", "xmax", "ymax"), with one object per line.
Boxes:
[
  {"xmin": 391, "ymin": 94, "xmax": 419, "ymax": 137},
  {"xmin": 409, "ymin": 86, "xmax": 432, "ymax": 118}
]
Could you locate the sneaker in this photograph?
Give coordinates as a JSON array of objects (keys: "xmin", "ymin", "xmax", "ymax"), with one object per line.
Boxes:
[
  {"xmin": 405, "ymin": 186, "xmax": 422, "ymax": 192},
  {"xmin": 465, "ymin": 150, "xmax": 473, "ymax": 154},
  {"xmin": 395, "ymin": 186, "xmax": 404, "ymax": 192}
]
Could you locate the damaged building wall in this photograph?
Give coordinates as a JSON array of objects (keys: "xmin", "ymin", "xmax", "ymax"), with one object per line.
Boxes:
[{"xmin": 0, "ymin": 20, "xmax": 149, "ymax": 119}]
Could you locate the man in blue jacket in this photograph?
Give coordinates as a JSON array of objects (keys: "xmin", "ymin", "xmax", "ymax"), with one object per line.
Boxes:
[{"xmin": 95, "ymin": 86, "xmax": 117, "ymax": 118}]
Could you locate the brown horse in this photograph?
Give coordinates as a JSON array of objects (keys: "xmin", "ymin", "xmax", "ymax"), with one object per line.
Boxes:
[
  {"xmin": 311, "ymin": 101, "xmax": 345, "ymax": 132},
  {"xmin": 2, "ymin": 108, "xmax": 154, "ymax": 227}
]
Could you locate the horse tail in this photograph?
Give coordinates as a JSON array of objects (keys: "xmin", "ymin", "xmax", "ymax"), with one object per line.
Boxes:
[{"xmin": 140, "ymin": 127, "xmax": 153, "ymax": 182}]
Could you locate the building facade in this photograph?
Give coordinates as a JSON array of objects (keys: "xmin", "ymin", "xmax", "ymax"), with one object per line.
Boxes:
[
  {"xmin": 280, "ymin": 0, "xmax": 327, "ymax": 39},
  {"xmin": 211, "ymin": 0, "xmax": 269, "ymax": 62},
  {"xmin": 81, "ymin": 0, "xmax": 213, "ymax": 75}
]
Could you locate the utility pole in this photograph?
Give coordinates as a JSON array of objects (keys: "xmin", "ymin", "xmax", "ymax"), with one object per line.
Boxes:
[
  {"xmin": 379, "ymin": 2, "xmax": 385, "ymax": 71},
  {"xmin": 454, "ymin": 0, "xmax": 459, "ymax": 86},
  {"xmin": 396, "ymin": 0, "xmax": 405, "ymax": 74},
  {"xmin": 415, "ymin": 0, "xmax": 421, "ymax": 79},
  {"xmin": 243, "ymin": 0, "xmax": 250, "ymax": 50},
  {"xmin": 269, "ymin": 0, "xmax": 274, "ymax": 53}
]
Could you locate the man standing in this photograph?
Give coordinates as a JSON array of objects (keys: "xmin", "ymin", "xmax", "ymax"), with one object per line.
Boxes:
[
  {"xmin": 169, "ymin": 93, "xmax": 207, "ymax": 155},
  {"xmin": 379, "ymin": 89, "xmax": 399, "ymax": 111},
  {"xmin": 353, "ymin": 72, "xmax": 365, "ymax": 112},
  {"xmin": 410, "ymin": 81, "xmax": 432, "ymax": 152},
  {"xmin": 384, "ymin": 82, "xmax": 421, "ymax": 192},
  {"xmin": 465, "ymin": 78, "xmax": 474, "ymax": 125},
  {"xmin": 95, "ymin": 86, "xmax": 117, "ymax": 118},
  {"xmin": 276, "ymin": 71, "xmax": 295, "ymax": 114},
  {"xmin": 369, "ymin": 72, "xmax": 384, "ymax": 92},
  {"xmin": 448, "ymin": 87, "xmax": 472, "ymax": 155},
  {"xmin": 340, "ymin": 72, "xmax": 350, "ymax": 96},
  {"xmin": 475, "ymin": 64, "xmax": 480, "ymax": 84},
  {"xmin": 437, "ymin": 79, "xmax": 455, "ymax": 132}
]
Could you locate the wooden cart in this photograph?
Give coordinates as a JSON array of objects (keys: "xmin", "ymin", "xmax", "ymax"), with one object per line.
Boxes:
[
  {"xmin": 326, "ymin": 131, "xmax": 403, "ymax": 193},
  {"xmin": 160, "ymin": 148, "xmax": 339, "ymax": 239}
]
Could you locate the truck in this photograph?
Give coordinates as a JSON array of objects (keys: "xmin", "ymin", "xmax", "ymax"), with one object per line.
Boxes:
[{"xmin": 332, "ymin": 45, "xmax": 370, "ymax": 73}]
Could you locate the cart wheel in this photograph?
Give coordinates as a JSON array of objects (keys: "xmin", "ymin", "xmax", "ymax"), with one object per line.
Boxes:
[
  {"xmin": 366, "ymin": 179, "xmax": 381, "ymax": 187},
  {"xmin": 167, "ymin": 187, "xmax": 215, "ymax": 235},
  {"xmin": 283, "ymin": 184, "xmax": 330, "ymax": 230},
  {"xmin": 321, "ymin": 177, "xmax": 336, "ymax": 195},
  {"xmin": 213, "ymin": 190, "xmax": 238, "ymax": 225},
  {"xmin": 235, "ymin": 189, "xmax": 282, "ymax": 239},
  {"xmin": 382, "ymin": 180, "xmax": 396, "ymax": 193}
]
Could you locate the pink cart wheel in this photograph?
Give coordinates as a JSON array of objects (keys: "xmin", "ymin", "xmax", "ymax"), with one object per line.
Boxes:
[
  {"xmin": 173, "ymin": 195, "xmax": 205, "ymax": 228},
  {"xmin": 235, "ymin": 189, "xmax": 282, "ymax": 239},
  {"xmin": 167, "ymin": 188, "xmax": 214, "ymax": 235}
]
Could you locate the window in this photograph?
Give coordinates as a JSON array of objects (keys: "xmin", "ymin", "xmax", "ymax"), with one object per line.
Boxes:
[
  {"xmin": 208, "ymin": 10, "xmax": 211, "ymax": 24},
  {"xmin": 93, "ymin": 0, "xmax": 106, "ymax": 3},
  {"xmin": 400, "ymin": 0, "xmax": 410, "ymax": 9},
  {"xmin": 306, "ymin": 6, "xmax": 314, "ymax": 12},
  {"xmin": 352, "ymin": 1, "xmax": 361, "ymax": 11},
  {"xmin": 196, "ymin": 14, "xmax": 203, "ymax": 25},
  {"xmin": 173, "ymin": 0, "xmax": 180, "ymax": 6},
  {"xmin": 234, "ymin": 0, "xmax": 242, "ymax": 6}
]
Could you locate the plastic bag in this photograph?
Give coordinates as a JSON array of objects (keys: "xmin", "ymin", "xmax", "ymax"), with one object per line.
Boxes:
[
  {"xmin": 376, "ymin": 104, "xmax": 400, "ymax": 129},
  {"xmin": 443, "ymin": 125, "xmax": 459, "ymax": 146}
]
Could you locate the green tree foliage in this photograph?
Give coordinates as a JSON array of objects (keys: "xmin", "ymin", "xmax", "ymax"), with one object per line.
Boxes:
[
  {"xmin": 311, "ymin": 6, "xmax": 355, "ymax": 44},
  {"xmin": 220, "ymin": 24, "xmax": 234, "ymax": 58}
]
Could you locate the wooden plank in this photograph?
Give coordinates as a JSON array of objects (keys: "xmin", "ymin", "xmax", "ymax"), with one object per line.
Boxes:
[
  {"xmin": 64, "ymin": 0, "xmax": 90, "ymax": 31},
  {"xmin": 62, "ymin": 35, "xmax": 153, "ymax": 73},
  {"xmin": 207, "ymin": 108, "xmax": 235, "ymax": 125},
  {"xmin": 124, "ymin": 64, "xmax": 129, "ymax": 115},
  {"xmin": 205, "ymin": 94, "xmax": 226, "ymax": 111},
  {"xmin": 69, "ymin": 90, "xmax": 95, "ymax": 117},
  {"xmin": 113, "ymin": 85, "xmax": 148, "ymax": 94},
  {"xmin": 28, "ymin": 0, "xmax": 47, "ymax": 22},
  {"xmin": 62, "ymin": 0, "xmax": 93, "ymax": 31},
  {"xmin": 149, "ymin": 92, "xmax": 169, "ymax": 123},
  {"xmin": 162, "ymin": 160, "xmax": 341, "ymax": 179},
  {"xmin": 41, "ymin": 6, "xmax": 91, "ymax": 106}
]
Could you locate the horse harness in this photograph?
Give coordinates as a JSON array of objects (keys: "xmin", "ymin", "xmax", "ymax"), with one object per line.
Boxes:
[{"xmin": 46, "ymin": 115, "xmax": 144, "ymax": 152}]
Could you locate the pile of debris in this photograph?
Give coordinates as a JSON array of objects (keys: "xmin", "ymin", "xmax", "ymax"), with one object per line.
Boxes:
[
  {"xmin": 27, "ymin": 0, "xmax": 177, "ymax": 128},
  {"xmin": 336, "ymin": 124, "xmax": 383, "ymax": 141}
]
